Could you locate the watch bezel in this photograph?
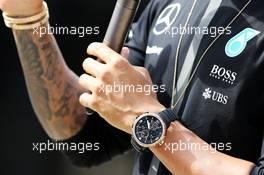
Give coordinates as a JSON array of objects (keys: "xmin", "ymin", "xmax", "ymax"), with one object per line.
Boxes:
[{"xmin": 132, "ymin": 112, "xmax": 166, "ymax": 148}]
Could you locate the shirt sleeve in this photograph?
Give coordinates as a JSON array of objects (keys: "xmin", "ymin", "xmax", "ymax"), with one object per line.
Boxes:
[
  {"xmin": 250, "ymin": 131, "xmax": 264, "ymax": 175},
  {"xmin": 251, "ymin": 158, "xmax": 264, "ymax": 175},
  {"xmin": 125, "ymin": 0, "xmax": 157, "ymax": 66},
  {"xmin": 58, "ymin": 113, "xmax": 131, "ymax": 168}
]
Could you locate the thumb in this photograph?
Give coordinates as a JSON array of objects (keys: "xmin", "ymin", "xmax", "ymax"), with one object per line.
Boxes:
[{"xmin": 121, "ymin": 47, "xmax": 129, "ymax": 59}]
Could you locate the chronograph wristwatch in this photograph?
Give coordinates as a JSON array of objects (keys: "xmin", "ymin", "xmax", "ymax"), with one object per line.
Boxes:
[{"xmin": 131, "ymin": 109, "xmax": 179, "ymax": 152}]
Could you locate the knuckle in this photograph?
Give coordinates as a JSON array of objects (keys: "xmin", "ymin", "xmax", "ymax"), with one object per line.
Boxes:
[
  {"xmin": 82, "ymin": 58, "xmax": 91, "ymax": 68},
  {"xmin": 138, "ymin": 67, "xmax": 149, "ymax": 75},
  {"xmin": 79, "ymin": 74, "xmax": 87, "ymax": 80},
  {"xmin": 79, "ymin": 93, "xmax": 88, "ymax": 106},
  {"xmin": 100, "ymin": 70, "xmax": 111, "ymax": 82},
  {"xmin": 94, "ymin": 82, "xmax": 104, "ymax": 92},
  {"xmin": 87, "ymin": 42, "xmax": 102, "ymax": 53},
  {"xmin": 89, "ymin": 97, "xmax": 98, "ymax": 107},
  {"xmin": 111, "ymin": 58, "xmax": 128, "ymax": 69},
  {"xmin": 94, "ymin": 88, "xmax": 104, "ymax": 96},
  {"xmin": 142, "ymin": 68, "xmax": 149, "ymax": 74},
  {"xmin": 97, "ymin": 43, "xmax": 106, "ymax": 51},
  {"xmin": 79, "ymin": 74, "xmax": 86, "ymax": 85}
]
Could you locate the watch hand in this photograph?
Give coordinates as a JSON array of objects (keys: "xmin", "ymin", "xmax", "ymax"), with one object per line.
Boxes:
[{"xmin": 147, "ymin": 120, "xmax": 150, "ymax": 129}]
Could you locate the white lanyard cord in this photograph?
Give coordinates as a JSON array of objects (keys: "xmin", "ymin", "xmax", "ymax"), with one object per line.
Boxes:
[
  {"xmin": 171, "ymin": 0, "xmax": 199, "ymax": 107},
  {"xmin": 171, "ymin": 0, "xmax": 252, "ymax": 111}
]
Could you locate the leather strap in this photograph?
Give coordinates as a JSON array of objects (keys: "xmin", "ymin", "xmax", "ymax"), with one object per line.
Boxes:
[
  {"xmin": 131, "ymin": 137, "xmax": 147, "ymax": 152},
  {"xmin": 158, "ymin": 108, "xmax": 179, "ymax": 128}
]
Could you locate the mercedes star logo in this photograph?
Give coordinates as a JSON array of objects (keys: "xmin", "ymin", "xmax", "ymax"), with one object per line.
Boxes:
[{"xmin": 153, "ymin": 3, "xmax": 181, "ymax": 35}]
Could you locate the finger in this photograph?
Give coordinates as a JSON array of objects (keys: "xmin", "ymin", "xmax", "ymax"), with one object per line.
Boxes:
[
  {"xmin": 79, "ymin": 93, "xmax": 97, "ymax": 109},
  {"xmin": 79, "ymin": 74, "xmax": 99, "ymax": 92},
  {"xmin": 82, "ymin": 57, "xmax": 105, "ymax": 77},
  {"xmin": 87, "ymin": 42, "xmax": 123, "ymax": 64},
  {"xmin": 121, "ymin": 47, "xmax": 129, "ymax": 59}
]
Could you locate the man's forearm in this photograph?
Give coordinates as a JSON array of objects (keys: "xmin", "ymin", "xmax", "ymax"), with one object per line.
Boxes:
[
  {"xmin": 13, "ymin": 25, "xmax": 87, "ymax": 140},
  {"xmin": 150, "ymin": 121, "xmax": 255, "ymax": 175}
]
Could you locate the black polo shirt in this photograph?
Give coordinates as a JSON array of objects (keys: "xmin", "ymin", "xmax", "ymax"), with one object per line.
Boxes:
[{"xmin": 62, "ymin": 0, "xmax": 264, "ymax": 174}]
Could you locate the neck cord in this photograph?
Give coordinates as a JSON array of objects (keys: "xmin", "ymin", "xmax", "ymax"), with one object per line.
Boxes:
[{"xmin": 170, "ymin": 0, "xmax": 252, "ymax": 112}]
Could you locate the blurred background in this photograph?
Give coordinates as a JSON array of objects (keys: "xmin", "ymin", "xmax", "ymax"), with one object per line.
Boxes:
[{"xmin": 0, "ymin": 0, "xmax": 148, "ymax": 174}]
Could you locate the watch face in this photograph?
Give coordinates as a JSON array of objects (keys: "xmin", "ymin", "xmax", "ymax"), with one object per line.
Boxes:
[{"xmin": 133, "ymin": 113, "xmax": 166, "ymax": 147}]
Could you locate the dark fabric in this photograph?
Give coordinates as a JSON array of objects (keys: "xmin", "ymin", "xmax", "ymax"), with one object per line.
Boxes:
[
  {"xmin": 127, "ymin": 0, "xmax": 264, "ymax": 174},
  {"xmin": 62, "ymin": 0, "xmax": 264, "ymax": 174},
  {"xmin": 59, "ymin": 113, "xmax": 131, "ymax": 168},
  {"xmin": 251, "ymin": 132, "xmax": 264, "ymax": 175},
  {"xmin": 251, "ymin": 157, "xmax": 264, "ymax": 175},
  {"xmin": 125, "ymin": 0, "xmax": 158, "ymax": 67}
]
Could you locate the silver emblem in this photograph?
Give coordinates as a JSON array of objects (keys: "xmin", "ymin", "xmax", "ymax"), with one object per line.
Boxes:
[{"xmin": 153, "ymin": 3, "xmax": 181, "ymax": 35}]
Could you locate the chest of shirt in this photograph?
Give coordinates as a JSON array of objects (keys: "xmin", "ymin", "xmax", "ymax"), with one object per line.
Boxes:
[{"xmin": 144, "ymin": 0, "xmax": 264, "ymax": 139}]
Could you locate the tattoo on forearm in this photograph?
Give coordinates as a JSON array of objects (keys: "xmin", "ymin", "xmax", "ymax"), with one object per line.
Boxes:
[{"xmin": 13, "ymin": 27, "xmax": 86, "ymax": 139}]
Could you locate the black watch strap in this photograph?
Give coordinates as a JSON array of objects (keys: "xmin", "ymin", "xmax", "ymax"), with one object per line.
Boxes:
[
  {"xmin": 158, "ymin": 108, "xmax": 179, "ymax": 128},
  {"xmin": 131, "ymin": 137, "xmax": 147, "ymax": 152}
]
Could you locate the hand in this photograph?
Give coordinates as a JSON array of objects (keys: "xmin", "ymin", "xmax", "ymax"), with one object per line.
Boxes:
[
  {"xmin": 79, "ymin": 43, "xmax": 165, "ymax": 134},
  {"xmin": 0, "ymin": 0, "xmax": 43, "ymax": 16}
]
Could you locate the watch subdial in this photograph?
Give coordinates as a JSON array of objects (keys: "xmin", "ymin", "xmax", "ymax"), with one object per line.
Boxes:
[
  {"xmin": 138, "ymin": 130, "xmax": 149, "ymax": 142},
  {"xmin": 150, "ymin": 120, "xmax": 162, "ymax": 131}
]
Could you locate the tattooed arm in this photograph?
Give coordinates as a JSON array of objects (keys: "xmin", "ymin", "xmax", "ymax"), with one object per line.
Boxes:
[
  {"xmin": 0, "ymin": 0, "xmax": 87, "ymax": 140},
  {"xmin": 0, "ymin": 1, "xmax": 87, "ymax": 140},
  {"xmin": 1, "ymin": 3, "xmax": 134, "ymax": 168},
  {"xmin": 12, "ymin": 25, "xmax": 87, "ymax": 140}
]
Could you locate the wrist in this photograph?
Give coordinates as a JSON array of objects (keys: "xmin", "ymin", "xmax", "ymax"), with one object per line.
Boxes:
[
  {"xmin": 147, "ymin": 103, "xmax": 166, "ymax": 113},
  {"xmin": 2, "ymin": 1, "xmax": 49, "ymax": 30},
  {"xmin": 3, "ymin": 3, "xmax": 42, "ymax": 17}
]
